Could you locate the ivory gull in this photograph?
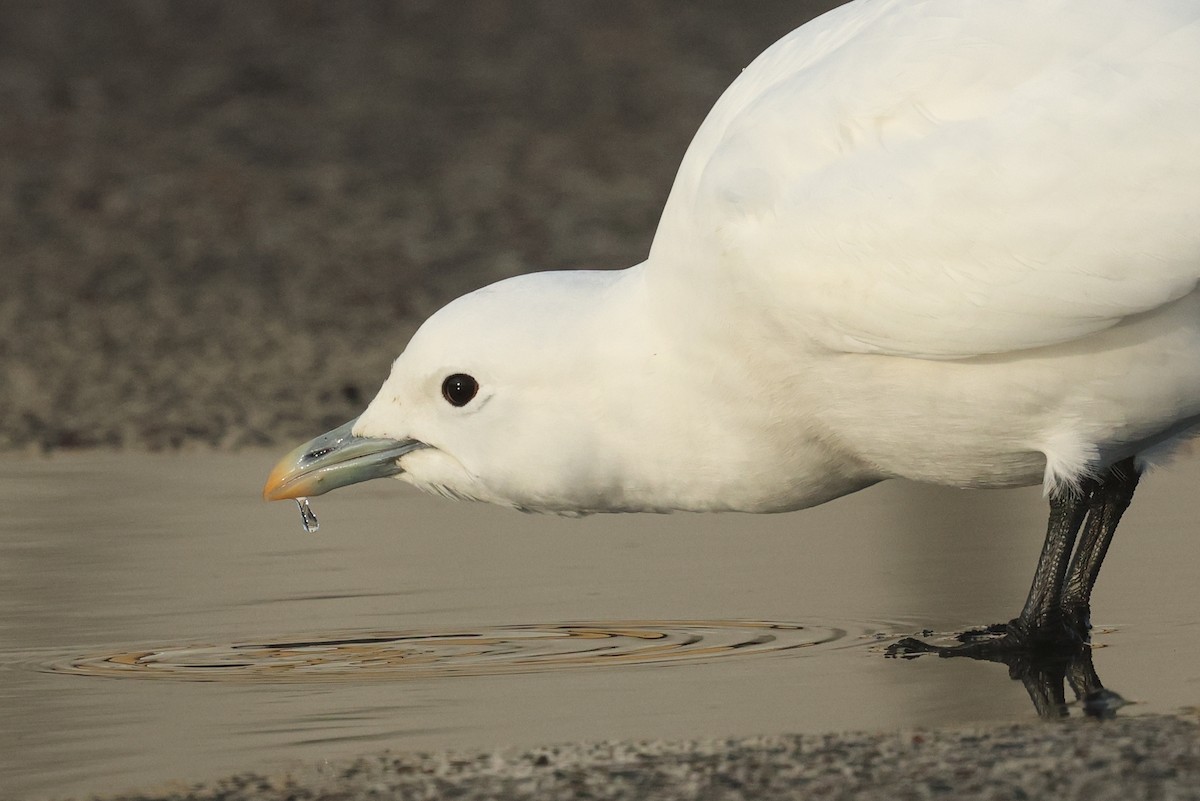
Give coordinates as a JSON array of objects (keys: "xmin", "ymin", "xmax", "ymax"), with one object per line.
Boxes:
[{"xmin": 264, "ymin": 0, "xmax": 1200, "ymax": 653}]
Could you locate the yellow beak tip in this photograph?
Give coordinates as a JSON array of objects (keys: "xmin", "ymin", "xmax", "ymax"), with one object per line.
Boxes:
[{"xmin": 262, "ymin": 461, "xmax": 300, "ymax": 502}]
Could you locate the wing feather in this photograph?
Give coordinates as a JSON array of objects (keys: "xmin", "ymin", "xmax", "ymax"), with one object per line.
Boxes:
[{"xmin": 649, "ymin": 0, "xmax": 1200, "ymax": 358}]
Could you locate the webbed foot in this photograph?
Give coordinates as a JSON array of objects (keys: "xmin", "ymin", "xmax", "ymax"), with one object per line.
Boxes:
[{"xmin": 885, "ymin": 625, "xmax": 1126, "ymax": 719}]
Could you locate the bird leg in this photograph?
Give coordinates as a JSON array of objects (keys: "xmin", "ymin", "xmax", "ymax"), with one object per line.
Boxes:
[
  {"xmin": 1060, "ymin": 457, "xmax": 1140, "ymax": 637},
  {"xmin": 1005, "ymin": 477, "xmax": 1094, "ymax": 647},
  {"xmin": 888, "ymin": 457, "xmax": 1140, "ymax": 657}
]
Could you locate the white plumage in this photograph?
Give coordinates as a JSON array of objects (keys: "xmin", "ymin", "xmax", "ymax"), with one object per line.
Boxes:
[
  {"xmin": 268, "ymin": 0, "xmax": 1200, "ymax": 517},
  {"xmin": 654, "ymin": 0, "xmax": 1200, "ymax": 360}
]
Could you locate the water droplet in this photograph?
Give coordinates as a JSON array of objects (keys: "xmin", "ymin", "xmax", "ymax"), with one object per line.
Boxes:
[{"xmin": 295, "ymin": 497, "xmax": 319, "ymax": 533}]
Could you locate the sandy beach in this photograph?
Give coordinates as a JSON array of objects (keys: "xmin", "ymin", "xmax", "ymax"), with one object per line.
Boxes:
[{"xmin": 88, "ymin": 716, "xmax": 1200, "ymax": 801}]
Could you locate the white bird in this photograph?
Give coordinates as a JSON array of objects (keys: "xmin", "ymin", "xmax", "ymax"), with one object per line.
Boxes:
[{"xmin": 265, "ymin": 0, "xmax": 1200, "ymax": 653}]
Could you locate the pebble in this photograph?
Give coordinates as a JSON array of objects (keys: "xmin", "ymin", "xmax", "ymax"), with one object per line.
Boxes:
[{"xmin": 85, "ymin": 715, "xmax": 1200, "ymax": 801}]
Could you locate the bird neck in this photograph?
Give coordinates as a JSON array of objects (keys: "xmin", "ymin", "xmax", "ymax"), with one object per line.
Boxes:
[{"xmin": 571, "ymin": 263, "xmax": 878, "ymax": 513}]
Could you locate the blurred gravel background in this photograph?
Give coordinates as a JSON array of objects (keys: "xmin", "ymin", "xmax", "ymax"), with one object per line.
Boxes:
[{"xmin": 0, "ymin": 0, "xmax": 840, "ymax": 452}]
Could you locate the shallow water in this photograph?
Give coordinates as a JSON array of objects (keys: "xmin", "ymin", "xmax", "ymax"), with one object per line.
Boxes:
[{"xmin": 2, "ymin": 452, "xmax": 1199, "ymax": 799}]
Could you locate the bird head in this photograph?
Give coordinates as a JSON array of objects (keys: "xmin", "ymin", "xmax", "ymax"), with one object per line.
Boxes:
[{"xmin": 262, "ymin": 269, "xmax": 647, "ymax": 514}]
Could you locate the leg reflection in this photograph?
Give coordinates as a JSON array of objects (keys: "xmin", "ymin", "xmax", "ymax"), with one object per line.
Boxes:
[{"xmin": 886, "ymin": 638, "xmax": 1127, "ymax": 719}]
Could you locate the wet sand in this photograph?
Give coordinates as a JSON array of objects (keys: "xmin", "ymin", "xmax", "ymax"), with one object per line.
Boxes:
[
  {"xmin": 3, "ymin": 3, "xmax": 1199, "ymax": 800},
  {"xmin": 89, "ymin": 715, "xmax": 1200, "ymax": 801}
]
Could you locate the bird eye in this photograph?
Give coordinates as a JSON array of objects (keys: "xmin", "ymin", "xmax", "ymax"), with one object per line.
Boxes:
[{"xmin": 441, "ymin": 373, "xmax": 479, "ymax": 407}]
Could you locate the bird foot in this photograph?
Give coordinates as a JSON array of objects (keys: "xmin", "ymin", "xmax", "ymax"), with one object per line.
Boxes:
[
  {"xmin": 885, "ymin": 623, "xmax": 1124, "ymax": 719},
  {"xmin": 886, "ymin": 616, "xmax": 1088, "ymax": 660}
]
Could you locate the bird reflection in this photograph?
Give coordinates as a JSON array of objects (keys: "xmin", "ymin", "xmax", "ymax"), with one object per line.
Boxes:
[{"xmin": 887, "ymin": 635, "xmax": 1127, "ymax": 720}]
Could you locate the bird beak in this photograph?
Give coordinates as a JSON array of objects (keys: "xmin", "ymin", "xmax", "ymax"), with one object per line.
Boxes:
[{"xmin": 262, "ymin": 418, "xmax": 427, "ymax": 501}]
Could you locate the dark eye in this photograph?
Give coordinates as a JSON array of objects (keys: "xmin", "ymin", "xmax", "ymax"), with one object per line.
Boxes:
[{"xmin": 441, "ymin": 373, "xmax": 479, "ymax": 407}]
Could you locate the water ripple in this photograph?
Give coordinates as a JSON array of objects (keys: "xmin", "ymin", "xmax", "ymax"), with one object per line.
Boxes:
[{"xmin": 43, "ymin": 620, "xmax": 862, "ymax": 683}]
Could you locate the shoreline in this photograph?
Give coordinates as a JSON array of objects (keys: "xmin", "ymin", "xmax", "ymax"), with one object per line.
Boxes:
[{"xmin": 81, "ymin": 714, "xmax": 1200, "ymax": 801}]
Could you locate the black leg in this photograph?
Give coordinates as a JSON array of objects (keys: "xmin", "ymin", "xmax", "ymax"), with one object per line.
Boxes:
[
  {"xmin": 1061, "ymin": 457, "xmax": 1140, "ymax": 637},
  {"xmin": 888, "ymin": 457, "xmax": 1141, "ymax": 656},
  {"xmin": 1008, "ymin": 480, "xmax": 1093, "ymax": 646},
  {"xmin": 886, "ymin": 460, "xmax": 1140, "ymax": 718}
]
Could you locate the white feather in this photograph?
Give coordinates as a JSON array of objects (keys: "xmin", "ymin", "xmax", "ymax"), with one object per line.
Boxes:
[
  {"xmin": 355, "ymin": 0, "xmax": 1200, "ymax": 513},
  {"xmin": 651, "ymin": 0, "xmax": 1200, "ymax": 359}
]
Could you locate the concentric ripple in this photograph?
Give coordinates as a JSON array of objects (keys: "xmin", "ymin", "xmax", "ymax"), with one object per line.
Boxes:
[{"xmin": 46, "ymin": 620, "xmax": 845, "ymax": 683}]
